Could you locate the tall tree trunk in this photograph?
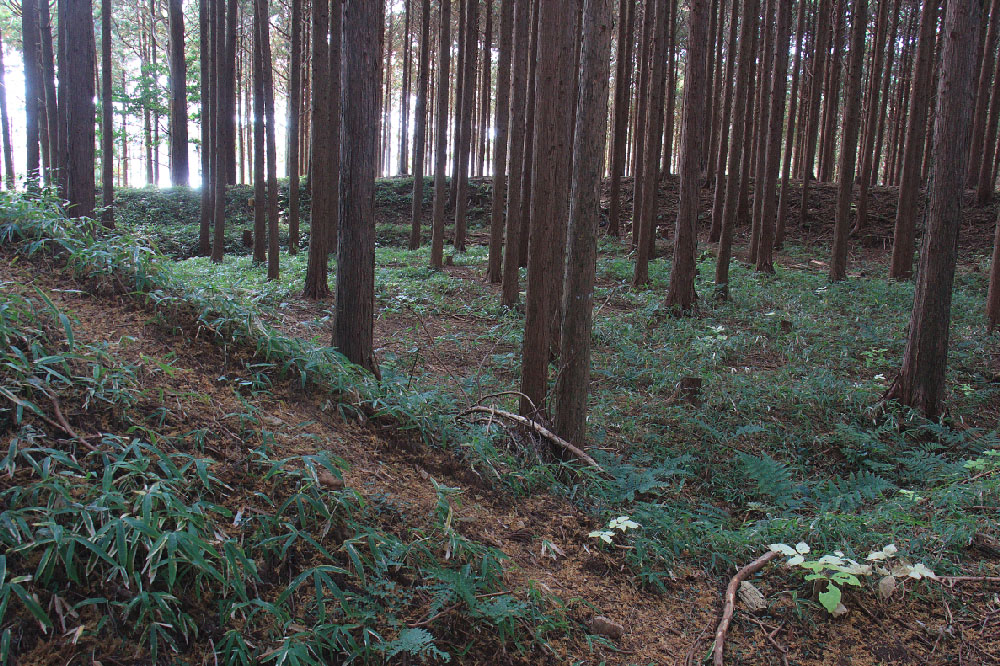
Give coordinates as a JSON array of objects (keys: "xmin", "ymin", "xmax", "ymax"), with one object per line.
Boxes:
[
  {"xmin": 631, "ymin": 0, "xmax": 668, "ymax": 287},
  {"xmin": 224, "ymin": 0, "xmax": 238, "ymax": 184},
  {"xmin": 753, "ymin": 0, "xmax": 792, "ymax": 273},
  {"xmin": 64, "ymin": 0, "xmax": 96, "ymax": 218},
  {"xmin": 254, "ymin": 0, "xmax": 279, "ymax": 280},
  {"xmin": 253, "ymin": 6, "xmax": 266, "ymax": 264},
  {"xmin": 517, "ymin": 0, "xmax": 541, "ymax": 268},
  {"xmin": 38, "ymin": 0, "xmax": 59, "ymax": 187},
  {"xmin": 888, "ymin": 0, "xmax": 979, "ymax": 418},
  {"xmin": 22, "ymin": 0, "xmax": 42, "ymax": 185},
  {"xmin": 871, "ymin": 0, "xmax": 903, "ymax": 188},
  {"xmin": 335, "ymin": 0, "xmax": 383, "ymax": 375},
  {"xmin": 748, "ymin": 0, "xmax": 777, "ymax": 264},
  {"xmin": 431, "ymin": 0, "xmax": 451, "ymax": 269},
  {"xmin": 968, "ymin": 0, "xmax": 1000, "ymax": 188},
  {"xmin": 630, "ymin": 0, "xmax": 655, "ymax": 246},
  {"xmin": 399, "ymin": 0, "xmax": 413, "ymax": 175},
  {"xmin": 665, "ymin": 0, "xmax": 710, "ymax": 309},
  {"xmin": 410, "ymin": 0, "xmax": 432, "ymax": 249},
  {"xmin": 709, "ymin": 0, "xmax": 740, "ymax": 243},
  {"xmin": 715, "ymin": 0, "xmax": 760, "ymax": 299},
  {"xmin": 501, "ymin": 0, "xmax": 530, "ymax": 304},
  {"xmin": 819, "ymin": 0, "xmax": 847, "ymax": 182},
  {"xmin": 775, "ymin": 0, "xmax": 808, "ymax": 249},
  {"xmin": 169, "ymin": 0, "xmax": 190, "ymax": 186},
  {"xmin": 978, "ymin": 42, "xmax": 1000, "ymax": 204},
  {"xmin": 477, "ymin": 0, "xmax": 492, "ymax": 178},
  {"xmin": 199, "ymin": 0, "xmax": 214, "ymax": 256},
  {"xmin": 487, "ymin": 0, "xmax": 514, "ymax": 282},
  {"xmin": 0, "ymin": 31, "xmax": 15, "ymax": 189},
  {"xmin": 853, "ymin": 0, "xmax": 891, "ymax": 234},
  {"xmin": 519, "ymin": 0, "xmax": 575, "ymax": 418},
  {"xmin": 554, "ymin": 0, "xmax": 612, "ymax": 447},
  {"xmin": 890, "ymin": 0, "xmax": 940, "ymax": 280},
  {"xmin": 304, "ymin": 0, "xmax": 332, "ymax": 297},
  {"xmin": 800, "ymin": 0, "xmax": 833, "ymax": 223},
  {"xmin": 607, "ymin": 0, "xmax": 636, "ymax": 237},
  {"xmin": 454, "ymin": 0, "xmax": 479, "ymax": 252},
  {"xmin": 829, "ymin": 0, "xmax": 868, "ymax": 282},
  {"xmin": 101, "ymin": 0, "xmax": 114, "ymax": 226},
  {"xmin": 287, "ymin": 0, "xmax": 301, "ymax": 254}
]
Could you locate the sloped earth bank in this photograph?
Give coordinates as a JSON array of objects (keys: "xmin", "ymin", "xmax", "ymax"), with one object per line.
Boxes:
[{"xmin": 2, "ymin": 249, "xmax": 1000, "ymax": 666}]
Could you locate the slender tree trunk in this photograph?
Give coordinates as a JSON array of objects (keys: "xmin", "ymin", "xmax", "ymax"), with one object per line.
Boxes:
[
  {"xmin": 989, "ymin": 209, "xmax": 1000, "ymax": 329},
  {"xmin": 748, "ymin": 0, "xmax": 777, "ymax": 264},
  {"xmin": 22, "ymin": 0, "xmax": 42, "ymax": 185},
  {"xmin": 253, "ymin": 7, "xmax": 266, "ymax": 264},
  {"xmin": 888, "ymin": 0, "xmax": 979, "ymax": 418},
  {"xmin": 968, "ymin": 0, "xmax": 1000, "ymax": 188},
  {"xmin": 477, "ymin": 0, "xmax": 492, "ymax": 178},
  {"xmin": 487, "ymin": 0, "xmax": 514, "ymax": 282},
  {"xmin": 304, "ymin": 0, "xmax": 332, "ymax": 297},
  {"xmin": 829, "ymin": 0, "xmax": 868, "ymax": 282},
  {"xmin": 665, "ymin": 0, "xmax": 710, "ymax": 309},
  {"xmin": 0, "ymin": 32, "xmax": 15, "ymax": 189},
  {"xmin": 630, "ymin": 0, "xmax": 655, "ymax": 247},
  {"xmin": 819, "ymin": 0, "xmax": 847, "ymax": 182},
  {"xmin": 607, "ymin": 0, "xmax": 636, "ymax": 237},
  {"xmin": 715, "ymin": 0, "xmax": 759, "ymax": 299},
  {"xmin": 852, "ymin": 0, "xmax": 891, "ymax": 234},
  {"xmin": 775, "ymin": 0, "xmax": 808, "ymax": 250},
  {"xmin": 501, "ymin": 0, "xmax": 530, "ymax": 304},
  {"xmin": 554, "ymin": 0, "xmax": 612, "ymax": 447},
  {"xmin": 101, "ymin": 0, "xmax": 114, "ymax": 226},
  {"xmin": 454, "ymin": 0, "xmax": 479, "ymax": 252},
  {"xmin": 519, "ymin": 0, "xmax": 575, "ymax": 418},
  {"xmin": 871, "ymin": 0, "xmax": 903, "ymax": 187},
  {"xmin": 64, "ymin": 0, "xmax": 96, "ymax": 218},
  {"xmin": 753, "ymin": 0, "xmax": 792, "ymax": 273},
  {"xmin": 517, "ymin": 0, "xmax": 541, "ymax": 268},
  {"xmin": 335, "ymin": 0, "xmax": 383, "ymax": 375},
  {"xmin": 431, "ymin": 0, "xmax": 452, "ymax": 269},
  {"xmin": 253, "ymin": 0, "xmax": 279, "ymax": 280},
  {"xmin": 38, "ymin": 0, "xmax": 59, "ymax": 187},
  {"xmin": 709, "ymin": 0, "xmax": 740, "ymax": 243},
  {"xmin": 199, "ymin": 0, "xmax": 214, "ymax": 256},
  {"xmin": 399, "ymin": 0, "xmax": 413, "ymax": 176},
  {"xmin": 224, "ymin": 0, "xmax": 238, "ymax": 184},
  {"xmin": 890, "ymin": 0, "xmax": 941, "ymax": 280},
  {"xmin": 287, "ymin": 0, "xmax": 301, "ymax": 254},
  {"xmin": 410, "ymin": 0, "xmax": 432, "ymax": 249},
  {"xmin": 169, "ymin": 0, "xmax": 190, "ymax": 186},
  {"xmin": 800, "ymin": 0, "xmax": 833, "ymax": 222}
]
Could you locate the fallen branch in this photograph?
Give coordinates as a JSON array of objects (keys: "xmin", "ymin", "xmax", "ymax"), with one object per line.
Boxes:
[
  {"xmin": 712, "ymin": 550, "xmax": 778, "ymax": 666},
  {"xmin": 930, "ymin": 575, "xmax": 1000, "ymax": 587},
  {"xmin": 0, "ymin": 387, "xmax": 98, "ymax": 452},
  {"xmin": 459, "ymin": 406, "xmax": 605, "ymax": 473}
]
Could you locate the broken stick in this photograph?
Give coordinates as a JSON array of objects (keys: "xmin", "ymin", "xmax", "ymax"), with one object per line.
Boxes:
[{"xmin": 713, "ymin": 550, "xmax": 778, "ymax": 666}]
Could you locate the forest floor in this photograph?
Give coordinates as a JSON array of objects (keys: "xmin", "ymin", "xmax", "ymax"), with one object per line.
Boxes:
[{"xmin": 1, "ymin": 177, "xmax": 1000, "ymax": 665}]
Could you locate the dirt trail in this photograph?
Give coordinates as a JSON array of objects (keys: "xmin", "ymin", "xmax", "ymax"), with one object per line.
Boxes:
[{"xmin": 2, "ymin": 252, "xmax": 993, "ymax": 666}]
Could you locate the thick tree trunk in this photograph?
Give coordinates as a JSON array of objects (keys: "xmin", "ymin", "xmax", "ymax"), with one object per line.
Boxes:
[
  {"xmin": 554, "ymin": 0, "xmax": 612, "ymax": 448},
  {"xmin": 665, "ymin": 0, "xmax": 710, "ymax": 309},
  {"xmin": 169, "ymin": 0, "xmax": 190, "ymax": 186},
  {"xmin": 410, "ymin": 0, "xmax": 432, "ymax": 250},
  {"xmin": 335, "ymin": 0, "xmax": 383, "ymax": 375},
  {"xmin": 715, "ymin": 0, "xmax": 760, "ymax": 299},
  {"xmin": 520, "ymin": 0, "xmax": 575, "ymax": 418},
  {"xmin": 487, "ymin": 0, "xmax": 514, "ymax": 282},
  {"xmin": 101, "ymin": 0, "xmax": 114, "ymax": 226},
  {"xmin": 888, "ymin": 0, "xmax": 979, "ymax": 418},
  {"xmin": 501, "ymin": 0, "xmax": 530, "ymax": 305},
  {"xmin": 890, "ymin": 0, "xmax": 941, "ymax": 280},
  {"xmin": 830, "ymin": 0, "xmax": 868, "ymax": 282},
  {"xmin": 431, "ymin": 0, "xmax": 452, "ymax": 269},
  {"xmin": 64, "ymin": 0, "xmax": 96, "ymax": 219},
  {"xmin": 304, "ymin": 0, "xmax": 332, "ymax": 297}
]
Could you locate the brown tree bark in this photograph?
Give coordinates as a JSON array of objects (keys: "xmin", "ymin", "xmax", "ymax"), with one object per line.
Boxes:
[
  {"xmin": 871, "ymin": 0, "xmax": 904, "ymax": 187},
  {"xmin": 890, "ymin": 0, "xmax": 940, "ymax": 280},
  {"xmin": 630, "ymin": 0, "xmax": 655, "ymax": 247},
  {"xmin": 199, "ymin": 0, "xmax": 214, "ymax": 256},
  {"xmin": 888, "ymin": 0, "xmax": 980, "ymax": 418},
  {"xmin": 753, "ymin": 0, "xmax": 792, "ymax": 273},
  {"xmin": 709, "ymin": 0, "xmax": 740, "ymax": 243},
  {"xmin": 968, "ymin": 0, "xmax": 1000, "ymax": 189},
  {"xmin": 477, "ymin": 0, "xmax": 493, "ymax": 178},
  {"xmin": 775, "ymin": 0, "xmax": 809, "ymax": 249},
  {"xmin": 799, "ymin": 0, "xmax": 833, "ymax": 222},
  {"xmin": 748, "ymin": 0, "xmax": 777, "ymax": 264},
  {"xmin": 715, "ymin": 0, "xmax": 759, "ymax": 299},
  {"xmin": 0, "ymin": 31, "xmax": 14, "ymax": 189},
  {"xmin": 454, "ymin": 0, "xmax": 479, "ymax": 253},
  {"xmin": 224, "ymin": 0, "xmax": 238, "ymax": 184},
  {"xmin": 287, "ymin": 0, "xmax": 302, "ymax": 254},
  {"xmin": 399, "ymin": 0, "xmax": 413, "ymax": 176},
  {"xmin": 168, "ymin": 0, "xmax": 190, "ymax": 186},
  {"xmin": 101, "ymin": 0, "xmax": 114, "ymax": 226},
  {"xmin": 38, "ymin": 0, "xmax": 58, "ymax": 187},
  {"xmin": 819, "ymin": 0, "xmax": 847, "ymax": 182},
  {"xmin": 520, "ymin": 0, "xmax": 575, "ymax": 418},
  {"xmin": 978, "ymin": 43, "xmax": 1000, "ymax": 203},
  {"xmin": 989, "ymin": 210, "xmax": 1000, "ymax": 329},
  {"xmin": 607, "ymin": 0, "xmax": 636, "ymax": 237},
  {"xmin": 431, "ymin": 0, "xmax": 452, "ymax": 270},
  {"xmin": 516, "ymin": 0, "xmax": 541, "ymax": 268},
  {"xmin": 554, "ymin": 0, "xmax": 612, "ymax": 446},
  {"xmin": 501, "ymin": 0, "xmax": 530, "ymax": 304},
  {"xmin": 487, "ymin": 0, "xmax": 514, "ymax": 282},
  {"xmin": 334, "ymin": 0, "xmax": 383, "ymax": 375},
  {"xmin": 64, "ymin": 0, "xmax": 96, "ymax": 219},
  {"xmin": 631, "ymin": 0, "xmax": 668, "ymax": 287},
  {"xmin": 303, "ymin": 0, "xmax": 332, "ymax": 296},
  {"xmin": 410, "ymin": 0, "xmax": 432, "ymax": 250},
  {"xmin": 254, "ymin": 0, "xmax": 279, "ymax": 281},
  {"xmin": 829, "ymin": 0, "xmax": 868, "ymax": 282},
  {"xmin": 252, "ymin": 2, "xmax": 266, "ymax": 264},
  {"xmin": 22, "ymin": 0, "xmax": 42, "ymax": 185},
  {"xmin": 852, "ymin": 0, "xmax": 890, "ymax": 234},
  {"xmin": 665, "ymin": 0, "xmax": 710, "ymax": 309}
]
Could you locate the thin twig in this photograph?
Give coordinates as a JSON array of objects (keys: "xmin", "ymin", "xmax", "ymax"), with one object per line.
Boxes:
[
  {"xmin": 713, "ymin": 550, "xmax": 778, "ymax": 666},
  {"xmin": 458, "ymin": 406, "xmax": 606, "ymax": 473}
]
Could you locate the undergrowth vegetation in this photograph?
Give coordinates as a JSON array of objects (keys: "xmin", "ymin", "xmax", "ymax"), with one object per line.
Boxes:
[{"xmin": 1, "ymin": 187, "xmax": 999, "ymax": 662}]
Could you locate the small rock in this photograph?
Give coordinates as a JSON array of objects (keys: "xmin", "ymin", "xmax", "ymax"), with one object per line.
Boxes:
[
  {"xmin": 317, "ymin": 470, "xmax": 344, "ymax": 490},
  {"xmin": 587, "ymin": 616, "xmax": 624, "ymax": 640}
]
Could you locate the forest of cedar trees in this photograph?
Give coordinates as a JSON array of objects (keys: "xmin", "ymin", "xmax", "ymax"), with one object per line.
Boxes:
[{"xmin": 1, "ymin": 0, "xmax": 1000, "ymax": 663}]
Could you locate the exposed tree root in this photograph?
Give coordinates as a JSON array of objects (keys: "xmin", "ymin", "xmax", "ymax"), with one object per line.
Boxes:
[{"xmin": 712, "ymin": 550, "xmax": 778, "ymax": 666}]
